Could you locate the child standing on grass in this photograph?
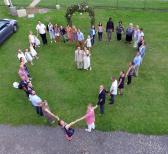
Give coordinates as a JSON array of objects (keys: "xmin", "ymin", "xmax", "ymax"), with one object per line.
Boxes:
[
  {"xmin": 98, "ymin": 22, "xmax": 103, "ymax": 41},
  {"xmin": 17, "ymin": 49, "xmax": 27, "ymax": 64},
  {"xmin": 24, "ymin": 48, "xmax": 33, "ymax": 65},
  {"xmin": 30, "ymin": 44, "xmax": 39, "ymax": 59}
]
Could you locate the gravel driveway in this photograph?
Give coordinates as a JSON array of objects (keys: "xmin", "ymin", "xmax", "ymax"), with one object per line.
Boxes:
[{"xmin": 0, "ymin": 125, "xmax": 168, "ymax": 154}]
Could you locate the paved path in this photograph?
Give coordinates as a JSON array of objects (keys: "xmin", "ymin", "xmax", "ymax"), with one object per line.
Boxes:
[{"xmin": 0, "ymin": 125, "xmax": 168, "ymax": 154}]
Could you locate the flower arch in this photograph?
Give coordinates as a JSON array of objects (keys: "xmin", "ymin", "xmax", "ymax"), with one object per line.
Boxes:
[{"xmin": 65, "ymin": 2, "xmax": 95, "ymax": 26}]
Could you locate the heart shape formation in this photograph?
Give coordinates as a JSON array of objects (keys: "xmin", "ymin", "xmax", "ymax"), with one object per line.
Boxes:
[{"xmin": 15, "ymin": 20, "xmax": 146, "ymax": 133}]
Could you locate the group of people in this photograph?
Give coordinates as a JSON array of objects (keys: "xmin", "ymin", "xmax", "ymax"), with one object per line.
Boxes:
[
  {"xmin": 15, "ymin": 31, "xmax": 98, "ymax": 141},
  {"xmin": 35, "ymin": 21, "xmax": 94, "ymax": 71},
  {"xmin": 17, "ymin": 44, "xmax": 39, "ymax": 66},
  {"xmin": 16, "ymin": 46, "xmax": 98, "ymax": 141},
  {"xmin": 14, "ymin": 17, "xmax": 147, "ymax": 141},
  {"xmin": 95, "ymin": 18, "xmax": 146, "ymax": 115},
  {"xmin": 74, "ymin": 46, "xmax": 91, "ymax": 70},
  {"xmin": 35, "ymin": 21, "xmax": 92, "ymax": 46}
]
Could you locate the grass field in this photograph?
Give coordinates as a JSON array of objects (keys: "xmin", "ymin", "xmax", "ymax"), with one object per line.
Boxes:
[
  {"xmin": 1, "ymin": 0, "xmax": 168, "ymax": 9},
  {"xmin": 0, "ymin": 6, "xmax": 168, "ymax": 134}
]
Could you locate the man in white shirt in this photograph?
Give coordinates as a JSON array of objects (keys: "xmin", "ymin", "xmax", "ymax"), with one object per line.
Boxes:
[
  {"xmin": 36, "ymin": 21, "xmax": 47, "ymax": 45},
  {"xmin": 29, "ymin": 91, "xmax": 43, "ymax": 116},
  {"xmin": 75, "ymin": 47, "xmax": 84, "ymax": 69},
  {"xmin": 109, "ymin": 77, "xmax": 118, "ymax": 104}
]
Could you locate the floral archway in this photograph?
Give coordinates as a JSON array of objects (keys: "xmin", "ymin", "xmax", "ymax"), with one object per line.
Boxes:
[{"xmin": 65, "ymin": 2, "xmax": 95, "ymax": 26}]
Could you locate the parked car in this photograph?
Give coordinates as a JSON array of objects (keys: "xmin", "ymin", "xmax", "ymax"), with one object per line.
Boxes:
[{"xmin": 0, "ymin": 19, "xmax": 17, "ymax": 44}]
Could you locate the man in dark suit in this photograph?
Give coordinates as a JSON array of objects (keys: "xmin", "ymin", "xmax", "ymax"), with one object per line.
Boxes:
[
  {"xmin": 97, "ymin": 85, "xmax": 106, "ymax": 114},
  {"xmin": 106, "ymin": 17, "xmax": 114, "ymax": 42}
]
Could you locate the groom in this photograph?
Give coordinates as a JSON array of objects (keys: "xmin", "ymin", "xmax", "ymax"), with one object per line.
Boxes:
[{"xmin": 97, "ymin": 85, "xmax": 106, "ymax": 114}]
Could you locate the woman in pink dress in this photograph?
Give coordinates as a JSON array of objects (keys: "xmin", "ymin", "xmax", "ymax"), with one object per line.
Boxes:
[
  {"xmin": 18, "ymin": 64, "xmax": 29, "ymax": 81},
  {"xmin": 85, "ymin": 104, "xmax": 97, "ymax": 132}
]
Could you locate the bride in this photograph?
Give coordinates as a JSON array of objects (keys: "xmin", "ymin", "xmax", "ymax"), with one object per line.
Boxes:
[{"xmin": 83, "ymin": 47, "xmax": 91, "ymax": 70}]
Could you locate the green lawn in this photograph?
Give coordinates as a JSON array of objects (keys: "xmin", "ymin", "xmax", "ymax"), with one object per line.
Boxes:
[
  {"xmin": 0, "ymin": 6, "xmax": 168, "ymax": 134},
  {"xmin": 8, "ymin": 0, "xmax": 168, "ymax": 9}
]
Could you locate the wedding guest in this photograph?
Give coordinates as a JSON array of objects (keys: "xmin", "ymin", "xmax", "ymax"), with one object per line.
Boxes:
[
  {"xmin": 63, "ymin": 104, "xmax": 98, "ymax": 136},
  {"xmin": 139, "ymin": 28, "xmax": 144, "ymax": 39},
  {"xmin": 60, "ymin": 26, "xmax": 68, "ymax": 43},
  {"xmin": 25, "ymin": 81, "xmax": 34, "ymax": 97},
  {"xmin": 17, "ymin": 49, "xmax": 27, "ymax": 64},
  {"xmin": 85, "ymin": 35, "xmax": 92, "ymax": 50},
  {"xmin": 18, "ymin": 64, "xmax": 29, "ymax": 81},
  {"xmin": 98, "ymin": 22, "xmax": 103, "ymax": 41},
  {"xmin": 137, "ymin": 36, "xmax": 144, "ymax": 51},
  {"xmin": 137, "ymin": 28, "xmax": 144, "ymax": 49},
  {"xmin": 109, "ymin": 77, "xmax": 118, "ymax": 104},
  {"xmin": 30, "ymin": 44, "xmax": 39, "ymax": 59},
  {"xmin": 34, "ymin": 35, "xmax": 40, "ymax": 47},
  {"xmin": 19, "ymin": 80, "xmax": 33, "ymax": 97},
  {"xmin": 126, "ymin": 62, "xmax": 135, "ymax": 85},
  {"xmin": 118, "ymin": 71, "xmax": 125, "ymax": 95},
  {"xmin": 66, "ymin": 25, "xmax": 73, "ymax": 42},
  {"xmin": 116, "ymin": 21, "xmax": 124, "ymax": 41},
  {"xmin": 90, "ymin": 25, "xmax": 96, "ymax": 45},
  {"xmin": 47, "ymin": 22, "xmax": 55, "ymax": 43},
  {"xmin": 106, "ymin": 17, "xmax": 114, "ymax": 42},
  {"xmin": 97, "ymin": 85, "xmax": 106, "ymax": 114},
  {"xmin": 77, "ymin": 29, "xmax": 84, "ymax": 48},
  {"xmin": 54, "ymin": 24, "xmax": 60, "ymax": 42},
  {"xmin": 139, "ymin": 41, "xmax": 146, "ymax": 61},
  {"xmin": 133, "ymin": 52, "xmax": 142, "ymax": 76},
  {"xmin": 133, "ymin": 25, "xmax": 140, "ymax": 48},
  {"xmin": 29, "ymin": 91, "xmax": 43, "ymax": 116},
  {"xmin": 58, "ymin": 120, "xmax": 75, "ymax": 141},
  {"xmin": 85, "ymin": 104, "xmax": 97, "ymax": 132},
  {"xmin": 28, "ymin": 31, "xmax": 36, "ymax": 48},
  {"xmin": 66, "ymin": 104, "xmax": 98, "ymax": 133},
  {"xmin": 28, "ymin": 31, "xmax": 40, "ymax": 48},
  {"xmin": 83, "ymin": 47, "xmax": 91, "ymax": 70},
  {"xmin": 36, "ymin": 21, "xmax": 47, "ymax": 44},
  {"xmin": 41, "ymin": 100, "xmax": 56, "ymax": 124},
  {"xmin": 72, "ymin": 25, "xmax": 77, "ymax": 42},
  {"xmin": 24, "ymin": 48, "xmax": 33, "ymax": 65},
  {"xmin": 62, "ymin": 107, "xmax": 99, "ymax": 140},
  {"xmin": 36, "ymin": 21, "xmax": 47, "ymax": 45},
  {"xmin": 20, "ymin": 57, "xmax": 31, "ymax": 79},
  {"xmin": 125, "ymin": 23, "xmax": 134, "ymax": 43},
  {"xmin": 18, "ymin": 76, "xmax": 29, "ymax": 93},
  {"xmin": 75, "ymin": 47, "xmax": 83, "ymax": 69}
]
